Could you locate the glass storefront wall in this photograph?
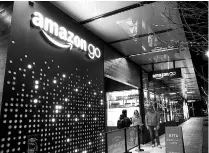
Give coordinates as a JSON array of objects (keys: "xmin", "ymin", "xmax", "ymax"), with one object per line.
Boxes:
[{"xmin": 106, "ymin": 89, "xmax": 140, "ymax": 127}]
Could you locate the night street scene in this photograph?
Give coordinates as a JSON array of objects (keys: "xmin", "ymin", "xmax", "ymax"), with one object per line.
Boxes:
[{"xmin": 0, "ymin": 1, "xmax": 208, "ymax": 153}]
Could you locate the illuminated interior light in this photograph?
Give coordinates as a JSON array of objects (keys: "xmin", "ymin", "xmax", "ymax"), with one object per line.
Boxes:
[
  {"xmin": 94, "ymin": 118, "xmax": 97, "ymax": 120},
  {"xmin": 53, "ymin": 80, "xmax": 57, "ymax": 84},
  {"xmin": 67, "ymin": 114, "xmax": 70, "ymax": 117},
  {"xmin": 51, "ymin": 118, "xmax": 55, "ymax": 122},
  {"xmin": 94, "ymin": 92, "xmax": 96, "ymax": 95},
  {"xmin": 82, "ymin": 151, "xmax": 87, "ymax": 153},
  {"xmin": 142, "ymin": 45, "xmax": 146, "ymax": 51},
  {"xmin": 100, "ymin": 133, "xmax": 102, "ymax": 136},
  {"xmin": 169, "ymin": 93, "xmax": 176, "ymax": 95},
  {"xmin": 75, "ymin": 149, "xmax": 78, "ymax": 153},
  {"xmin": 88, "ymin": 81, "xmax": 91, "ymax": 84},
  {"xmin": 88, "ymin": 104, "xmax": 91, "ymax": 107},
  {"xmin": 33, "ymin": 99, "xmax": 38, "ymax": 103},
  {"xmin": 41, "ymin": 30, "xmax": 73, "ymax": 49},
  {"xmin": 35, "ymin": 80, "xmax": 39, "ymax": 84},
  {"xmin": 187, "ymin": 91, "xmax": 195, "ymax": 94},
  {"xmin": 75, "ymin": 118, "xmax": 78, "ymax": 121},
  {"xmin": 82, "ymin": 114, "xmax": 85, "ymax": 117},
  {"xmin": 101, "ymin": 91, "xmax": 103, "ymax": 93},
  {"xmin": 67, "ymin": 138, "xmax": 70, "ymax": 142},
  {"xmin": 55, "ymin": 110, "xmax": 59, "ymax": 113},
  {"xmin": 27, "ymin": 64, "xmax": 32, "ymax": 69},
  {"xmin": 206, "ymin": 51, "xmax": 209, "ymax": 57},
  {"xmin": 65, "ymin": 98, "xmax": 68, "ymax": 102},
  {"xmin": 89, "ymin": 142, "xmax": 92, "ymax": 145},
  {"xmin": 75, "ymin": 88, "xmax": 78, "ymax": 92}
]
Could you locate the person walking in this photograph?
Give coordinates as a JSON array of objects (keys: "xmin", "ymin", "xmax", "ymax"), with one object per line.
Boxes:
[
  {"xmin": 145, "ymin": 105, "xmax": 162, "ymax": 148},
  {"xmin": 131, "ymin": 110, "xmax": 144, "ymax": 152}
]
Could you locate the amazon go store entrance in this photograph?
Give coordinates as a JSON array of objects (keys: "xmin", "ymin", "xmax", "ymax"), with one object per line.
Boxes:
[
  {"xmin": 0, "ymin": 2, "xmax": 106, "ymax": 153},
  {"xmin": 105, "ymin": 77, "xmax": 141, "ymax": 131}
]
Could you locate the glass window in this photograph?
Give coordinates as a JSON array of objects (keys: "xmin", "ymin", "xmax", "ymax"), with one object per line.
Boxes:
[{"xmin": 106, "ymin": 89, "xmax": 139, "ymax": 127}]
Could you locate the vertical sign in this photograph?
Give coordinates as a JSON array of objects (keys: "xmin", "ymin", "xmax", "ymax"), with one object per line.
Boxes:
[
  {"xmin": 107, "ymin": 130, "xmax": 125, "ymax": 153},
  {"xmin": 27, "ymin": 134, "xmax": 39, "ymax": 153},
  {"xmin": 126, "ymin": 126, "xmax": 138, "ymax": 150},
  {"xmin": 165, "ymin": 127, "xmax": 185, "ymax": 153}
]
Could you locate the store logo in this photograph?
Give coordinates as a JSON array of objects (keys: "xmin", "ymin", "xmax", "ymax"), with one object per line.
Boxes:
[
  {"xmin": 152, "ymin": 71, "xmax": 176, "ymax": 79},
  {"xmin": 31, "ymin": 12, "xmax": 101, "ymax": 59}
]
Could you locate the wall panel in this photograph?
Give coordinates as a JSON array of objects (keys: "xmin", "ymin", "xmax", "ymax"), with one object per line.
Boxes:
[
  {"xmin": 104, "ymin": 45, "xmax": 141, "ymax": 88},
  {"xmin": 0, "ymin": 2, "xmax": 105, "ymax": 153}
]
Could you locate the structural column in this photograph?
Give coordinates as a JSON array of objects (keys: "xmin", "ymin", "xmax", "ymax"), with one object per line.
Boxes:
[{"xmin": 139, "ymin": 68, "xmax": 145, "ymax": 124}]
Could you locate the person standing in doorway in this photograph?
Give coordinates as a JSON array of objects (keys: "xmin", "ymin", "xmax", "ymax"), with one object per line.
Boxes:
[
  {"xmin": 132, "ymin": 110, "xmax": 144, "ymax": 152},
  {"xmin": 145, "ymin": 105, "xmax": 162, "ymax": 148}
]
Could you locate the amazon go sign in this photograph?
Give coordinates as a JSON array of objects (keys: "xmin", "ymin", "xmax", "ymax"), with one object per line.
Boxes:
[
  {"xmin": 31, "ymin": 12, "xmax": 101, "ymax": 59},
  {"xmin": 148, "ymin": 68, "xmax": 182, "ymax": 81}
]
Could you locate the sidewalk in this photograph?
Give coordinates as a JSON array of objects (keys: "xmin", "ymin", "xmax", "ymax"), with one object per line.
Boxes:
[
  {"xmin": 130, "ymin": 117, "xmax": 205, "ymax": 153},
  {"xmin": 202, "ymin": 117, "xmax": 208, "ymax": 153}
]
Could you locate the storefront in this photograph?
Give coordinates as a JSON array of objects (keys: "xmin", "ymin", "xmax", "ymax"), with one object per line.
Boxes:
[
  {"xmin": 0, "ymin": 2, "xmax": 191, "ymax": 153},
  {"xmin": 0, "ymin": 2, "xmax": 105, "ymax": 153}
]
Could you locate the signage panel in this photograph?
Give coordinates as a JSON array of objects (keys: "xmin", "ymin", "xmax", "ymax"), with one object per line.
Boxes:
[
  {"xmin": 126, "ymin": 126, "xmax": 138, "ymax": 150},
  {"xmin": 165, "ymin": 127, "xmax": 185, "ymax": 153},
  {"xmin": 31, "ymin": 12, "xmax": 101, "ymax": 59},
  {"xmin": 148, "ymin": 68, "xmax": 182, "ymax": 81},
  {"xmin": 107, "ymin": 130, "xmax": 125, "ymax": 153}
]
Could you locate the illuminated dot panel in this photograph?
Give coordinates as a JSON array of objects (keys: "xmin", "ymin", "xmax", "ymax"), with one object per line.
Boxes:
[{"xmin": 0, "ymin": 55, "xmax": 105, "ymax": 153}]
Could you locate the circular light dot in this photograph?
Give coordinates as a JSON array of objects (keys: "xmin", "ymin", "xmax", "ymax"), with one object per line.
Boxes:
[
  {"xmin": 89, "ymin": 142, "xmax": 92, "ymax": 145},
  {"xmin": 101, "ymin": 91, "xmax": 103, "ymax": 93},
  {"xmin": 75, "ymin": 149, "xmax": 78, "ymax": 152},
  {"xmin": 65, "ymin": 98, "xmax": 68, "ymax": 102},
  {"xmin": 55, "ymin": 110, "xmax": 59, "ymax": 113},
  {"xmin": 62, "ymin": 74, "xmax": 66, "ymax": 78},
  {"xmin": 35, "ymin": 80, "xmax": 39, "ymax": 84},
  {"xmin": 88, "ymin": 81, "xmax": 91, "ymax": 84},
  {"xmin": 33, "ymin": 99, "xmax": 38, "ymax": 103},
  {"xmin": 27, "ymin": 64, "xmax": 32, "ymax": 69},
  {"xmin": 51, "ymin": 118, "xmax": 55, "ymax": 122},
  {"xmin": 75, "ymin": 118, "xmax": 78, "ymax": 121},
  {"xmin": 53, "ymin": 80, "xmax": 57, "ymax": 84},
  {"xmin": 88, "ymin": 104, "xmax": 91, "ymax": 107},
  {"xmin": 82, "ymin": 114, "xmax": 85, "ymax": 117},
  {"xmin": 67, "ymin": 114, "xmax": 70, "ymax": 118},
  {"xmin": 66, "ymin": 138, "xmax": 70, "ymax": 142},
  {"xmin": 75, "ymin": 88, "xmax": 78, "ymax": 92},
  {"xmin": 34, "ymin": 85, "xmax": 39, "ymax": 89},
  {"xmin": 55, "ymin": 105, "xmax": 62, "ymax": 109}
]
